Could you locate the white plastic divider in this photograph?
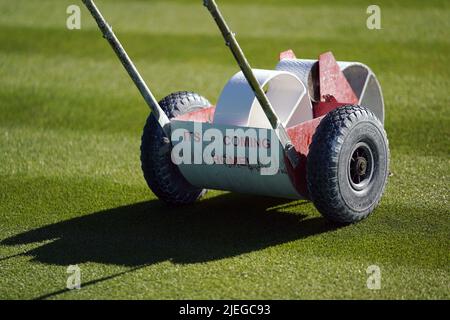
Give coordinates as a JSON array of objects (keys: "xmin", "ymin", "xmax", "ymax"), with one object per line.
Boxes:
[
  {"xmin": 276, "ymin": 59, "xmax": 385, "ymax": 123},
  {"xmin": 213, "ymin": 69, "xmax": 313, "ymax": 129}
]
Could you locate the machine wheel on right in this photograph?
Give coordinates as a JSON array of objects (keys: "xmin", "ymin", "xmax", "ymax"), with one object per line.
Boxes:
[{"xmin": 307, "ymin": 105, "xmax": 390, "ymax": 224}]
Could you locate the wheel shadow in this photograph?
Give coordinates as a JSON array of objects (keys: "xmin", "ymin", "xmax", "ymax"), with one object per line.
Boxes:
[{"xmin": 1, "ymin": 193, "xmax": 341, "ymax": 267}]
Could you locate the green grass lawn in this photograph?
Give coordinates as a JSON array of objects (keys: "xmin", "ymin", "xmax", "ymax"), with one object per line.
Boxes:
[{"xmin": 0, "ymin": 0, "xmax": 449, "ymax": 299}]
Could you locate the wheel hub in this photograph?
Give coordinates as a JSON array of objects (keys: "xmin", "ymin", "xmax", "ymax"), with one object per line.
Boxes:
[
  {"xmin": 356, "ymin": 157, "xmax": 368, "ymax": 175},
  {"xmin": 348, "ymin": 142, "xmax": 374, "ymax": 191}
]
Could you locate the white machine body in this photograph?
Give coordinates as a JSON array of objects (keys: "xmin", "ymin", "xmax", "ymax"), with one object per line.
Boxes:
[{"xmin": 170, "ymin": 57, "xmax": 384, "ymax": 199}]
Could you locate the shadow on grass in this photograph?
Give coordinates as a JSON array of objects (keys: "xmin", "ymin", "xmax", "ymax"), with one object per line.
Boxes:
[
  {"xmin": 2, "ymin": 193, "xmax": 344, "ymax": 299},
  {"xmin": 2, "ymin": 193, "xmax": 340, "ymax": 267}
]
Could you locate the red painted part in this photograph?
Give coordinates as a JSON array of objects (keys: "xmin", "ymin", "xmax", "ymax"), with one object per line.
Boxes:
[
  {"xmin": 279, "ymin": 49, "xmax": 297, "ymax": 60},
  {"xmin": 313, "ymin": 101, "xmax": 348, "ymax": 118},
  {"xmin": 173, "ymin": 106, "xmax": 216, "ymax": 123},
  {"xmin": 318, "ymin": 52, "xmax": 358, "ymax": 104},
  {"xmin": 285, "ymin": 116, "xmax": 323, "ymax": 198}
]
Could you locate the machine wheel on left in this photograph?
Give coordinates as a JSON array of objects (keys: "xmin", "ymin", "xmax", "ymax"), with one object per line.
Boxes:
[{"xmin": 140, "ymin": 91, "xmax": 210, "ymax": 205}]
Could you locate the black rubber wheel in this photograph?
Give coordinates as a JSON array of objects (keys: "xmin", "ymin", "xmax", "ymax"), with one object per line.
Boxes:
[
  {"xmin": 307, "ymin": 105, "xmax": 389, "ymax": 224},
  {"xmin": 140, "ymin": 91, "xmax": 210, "ymax": 205}
]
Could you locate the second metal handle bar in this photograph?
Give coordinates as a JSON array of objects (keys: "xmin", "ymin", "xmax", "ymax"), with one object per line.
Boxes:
[{"xmin": 203, "ymin": 0, "xmax": 300, "ymax": 168}]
